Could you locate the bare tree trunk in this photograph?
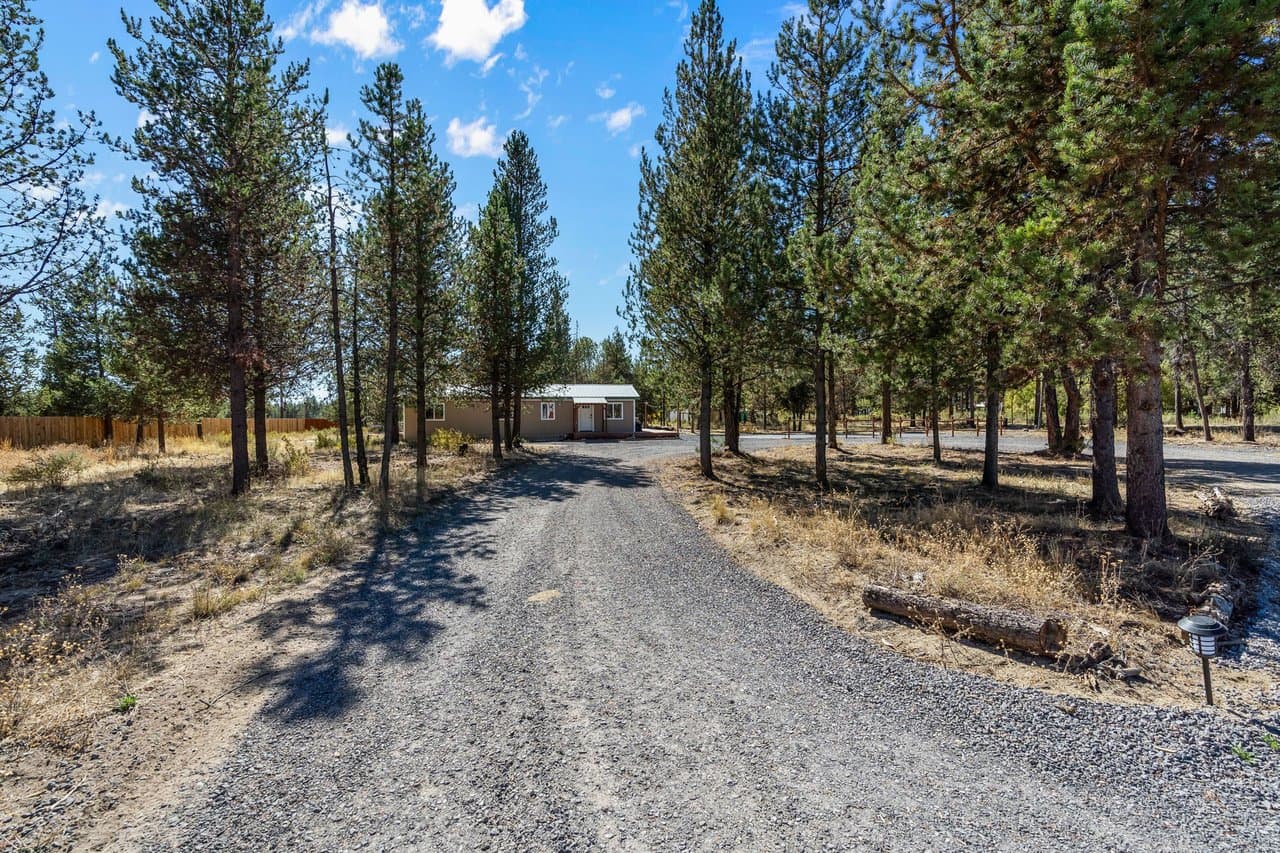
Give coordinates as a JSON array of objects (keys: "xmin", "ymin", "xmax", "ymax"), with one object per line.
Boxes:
[
  {"xmin": 929, "ymin": 354, "xmax": 941, "ymax": 465},
  {"xmin": 102, "ymin": 413, "xmax": 113, "ymax": 445},
  {"xmin": 1089, "ymin": 357, "xmax": 1123, "ymax": 516},
  {"xmin": 698, "ymin": 362, "xmax": 713, "ymax": 478},
  {"xmin": 981, "ymin": 331, "xmax": 1000, "ymax": 491},
  {"xmin": 826, "ymin": 351, "xmax": 838, "ymax": 450},
  {"xmin": 1043, "ymin": 368, "xmax": 1062, "ymax": 454},
  {"xmin": 1061, "ymin": 363, "xmax": 1083, "ymax": 455},
  {"xmin": 1125, "ymin": 327, "xmax": 1170, "ymax": 540},
  {"xmin": 414, "ymin": 271, "xmax": 427, "ymax": 501},
  {"xmin": 814, "ymin": 341, "xmax": 828, "ymax": 489},
  {"xmin": 512, "ymin": 387, "xmax": 524, "ymax": 446},
  {"xmin": 157, "ymin": 415, "xmax": 166, "ymax": 455},
  {"xmin": 1241, "ymin": 341, "xmax": 1256, "ymax": 443},
  {"xmin": 1172, "ymin": 345, "xmax": 1185, "ymax": 431},
  {"xmin": 1186, "ymin": 343, "xmax": 1212, "ymax": 441},
  {"xmin": 351, "ymin": 260, "xmax": 369, "ymax": 487},
  {"xmin": 228, "ymin": 214, "xmax": 251, "ymax": 496},
  {"xmin": 880, "ymin": 376, "xmax": 892, "ymax": 444},
  {"xmin": 490, "ymin": 364, "xmax": 503, "ymax": 461},
  {"xmin": 1033, "ymin": 374, "xmax": 1043, "ymax": 429},
  {"xmin": 252, "ymin": 372, "xmax": 269, "ymax": 474},
  {"xmin": 135, "ymin": 417, "xmax": 144, "ymax": 446}
]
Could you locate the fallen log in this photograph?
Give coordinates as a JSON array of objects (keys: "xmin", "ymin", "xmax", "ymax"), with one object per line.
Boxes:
[
  {"xmin": 1193, "ymin": 576, "xmax": 1248, "ymax": 630},
  {"xmin": 862, "ymin": 584, "xmax": 1067, "ymax": 656}
]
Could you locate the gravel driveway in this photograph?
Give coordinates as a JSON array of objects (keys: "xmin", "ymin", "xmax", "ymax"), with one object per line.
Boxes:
[{"xmin": 138, "ymin": 436, "xmax": 1278, "ymax": 851}]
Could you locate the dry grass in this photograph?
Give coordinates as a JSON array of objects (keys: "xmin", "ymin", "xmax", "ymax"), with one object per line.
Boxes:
[
  {"xmin": 0, "ymin": 431, "xmax": 500, "ymax": 748},
  {"xmin": 663, "ymin": 443, "xmax": 1274, "ymax": 709}
]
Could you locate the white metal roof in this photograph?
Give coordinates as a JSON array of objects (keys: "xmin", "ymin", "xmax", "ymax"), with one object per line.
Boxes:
[{"xmin": 533, "ymin": 383, "xmax": 640, "ymax": 400}]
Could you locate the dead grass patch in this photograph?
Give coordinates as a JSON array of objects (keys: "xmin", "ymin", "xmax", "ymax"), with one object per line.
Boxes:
[{"xmin": 662, "ymin": 442, "xmax": 1274, "ymax": 709}]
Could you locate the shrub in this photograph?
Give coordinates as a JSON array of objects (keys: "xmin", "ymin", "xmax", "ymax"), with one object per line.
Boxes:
[
  {"xmin": 429, "ymin": 427, "xmax": 472, "ymax": 453},
  {"xmin": 314, "ymin": 429, "xmax": 338, "ymax": 450},
  {"xmin": 7, "ymin": 450, "xmax": 87, "ymax": 489},
  {"xmin": 276, "ymin": 435, "xmax": 311, "ymax": 479}
]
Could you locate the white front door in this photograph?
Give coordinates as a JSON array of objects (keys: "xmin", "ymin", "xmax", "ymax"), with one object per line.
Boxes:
[{"xmin": 577, "ymin": 406, "xmax": 594, "ymax": 432}]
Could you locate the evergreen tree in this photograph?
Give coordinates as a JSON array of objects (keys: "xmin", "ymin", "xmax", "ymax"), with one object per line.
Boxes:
[
  {"xmin": 463, "ymin": 187, "xmax": 521, "ymax": 460},
  {"xmin": 110, "ymin": 0, "xmax": 314, "ymax": 494},
  {"xmin": 0, "ymin": 0, "xmax": 97, "ymax": 306},
  {"xmin": 626, "ymin": 0, "xmax": 756, "ymax": 478}
]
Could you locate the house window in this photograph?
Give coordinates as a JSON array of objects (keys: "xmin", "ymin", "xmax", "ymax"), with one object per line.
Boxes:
[
  {"xmin": 424, "ymin": 402, "xmax": 446, "ymax": 421},
  {"xmin": 540, "ymin": 402, "xmax": 556, "ymax": 421},
  {"xmin": 606, "ymin": 402, "xmax": 625, "ymax": 420}
]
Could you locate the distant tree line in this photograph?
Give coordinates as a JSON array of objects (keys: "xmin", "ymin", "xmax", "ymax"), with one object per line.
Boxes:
[{"xmin": 626, "ymin": 0, "xmax": 1280, "ymax": 542}]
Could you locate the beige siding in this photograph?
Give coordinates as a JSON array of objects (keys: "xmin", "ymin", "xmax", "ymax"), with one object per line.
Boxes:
[{"xmin": 405, "ymin": 398, "xmax": 576, "ymax": 443}]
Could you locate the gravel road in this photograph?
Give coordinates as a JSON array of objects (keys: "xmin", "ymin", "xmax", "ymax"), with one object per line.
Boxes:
[{"xmin": 139, "ymin": 436, "xmax": 1279, "ymax": 851}]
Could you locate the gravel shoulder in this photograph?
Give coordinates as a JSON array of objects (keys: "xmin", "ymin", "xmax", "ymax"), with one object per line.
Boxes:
[{"xmin": 126, "ymin": 438, "xmax": 1277, "ymax": 851}]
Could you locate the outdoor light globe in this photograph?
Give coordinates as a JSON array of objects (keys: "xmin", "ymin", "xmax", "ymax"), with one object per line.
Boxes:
[
  {"xmin": 1188, "ymin": 632, "xmax": 1216, "ymax": 657},
  {"xmin": 1177, "ymin": 612, "xmax": 1226, "ymax": 659}
]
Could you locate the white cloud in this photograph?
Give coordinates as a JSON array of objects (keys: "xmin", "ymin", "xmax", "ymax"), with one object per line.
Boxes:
[
  {"xmin": 667, "ymin": 0, "xmax": 689, "ymax": 21},
  {"xmin": 281, "ymin": 0, "xmax": 328, "ymax": 40},
  {"xmin": 592, "ymin": 102, "xmax": 645, "ymax": 136},
  {"xmin": 628, "ymin": 142, "xmax": 643, "ymax": 159},
  {"xmin": 430, "ymin": 0, "xmax": 526, "ymax": 65},
  {"xmin": 446, "ymin": 116, "xmax": 504, "ymax": 158},
  {"xmin": 400, "ymin": 3, "xmax": 427, "ymax": 29},
  {"xmin": 89, "ymin": 51, "xmax": 100, "ymax": 64},
  {"xmin": 95, "ymin": 200, "xmax": 129, "ymax": 220},
  {"xmin": 546, "ymin": 114, "xmax": 568, "ymax": 130},
  {"xmin": 79, "ymin": 170, "xmax": 106, "ymax": 187},
  {"xmin": 595, "ymin": 82, "xmax": 615, "ymax": 100},
  {"xmin": 515, "ymin": 64, "xmax": 547, "ymax": 120},
  {"xmin": 478, "ymin": 52, "xmax": 503, "ymax": 76},
  {"xmin": 513, "ymin": 42, "xmax": 527, "ymax": 61},
  {"xmin": 326, "ymin": 125, "xmax": 351, "ymax": 147},
  {"xmin": 313, "ymin": 1, "xmax": 402, "ymax": 59},
  {"xmin": 137, "ymin": 109, "xmax": 158, "ymax": 128},
  {"xmin": 738, "ymin": 37, "xmax": 774, "ymax": 67},
  {"xmin": 457, "ymin": 201, "xmax": 479, "ymax": 222}
]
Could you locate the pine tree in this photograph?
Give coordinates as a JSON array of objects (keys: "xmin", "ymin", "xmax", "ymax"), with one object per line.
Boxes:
[
  {"xmin": 110, "ymin": 0, "xmax": 314, "ymax": 495},
  {"xmin": 352, "ymin": 62, "xmax": 414, "ymax": 495},
  {"xmin": 0, "ymin": 0, "xmax": 97, "ymax": 306},
  {"xmin": 463, "ymin": 187, "xmax": 521, "ymax": 460},
  {"xmin": 761, "ymin": 0, "xmax": 872, "ymax": 487},
  {"xmin": 495, "ymin": 131, "xmax": 566, "ymax": 448},
  {"xmin": 626, "ymin": 0, "xmax": 756, "ymax": 478}
]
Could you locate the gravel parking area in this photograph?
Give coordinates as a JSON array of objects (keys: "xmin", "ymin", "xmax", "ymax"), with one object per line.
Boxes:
[{"xmin": 123, "ymin": 436, "xmax": 1279, "ymax": 851}]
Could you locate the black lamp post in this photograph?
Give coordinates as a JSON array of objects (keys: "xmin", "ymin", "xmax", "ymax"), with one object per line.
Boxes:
[{"xmin": 1178, "ymin": 612, "xmax": 1227, "ymax": 706}]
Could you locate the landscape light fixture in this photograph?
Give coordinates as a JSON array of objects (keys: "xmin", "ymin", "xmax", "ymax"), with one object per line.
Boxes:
[{"xmin": 1178, "ymin": 612, "xmax": 1227, "ymax": 706}]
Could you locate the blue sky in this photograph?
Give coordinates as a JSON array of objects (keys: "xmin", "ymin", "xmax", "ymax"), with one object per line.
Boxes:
[{"xmin": 38, "ymin": 1, "xmax": 799, "ymax": 342}]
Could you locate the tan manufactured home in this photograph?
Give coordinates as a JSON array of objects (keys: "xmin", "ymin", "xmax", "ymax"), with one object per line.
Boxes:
[{"xmin": 404, "ymin": 384, "xmax": 640, "ymax": 444}]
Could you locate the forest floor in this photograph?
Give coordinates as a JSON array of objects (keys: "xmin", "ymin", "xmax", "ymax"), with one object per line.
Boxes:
[
  {"xmin": 0, "ymin": 432, "xmax": 523, "ymax": 849},
  {"xmin": 662, "ymin": 441, "xmax": 1278, "ymax": 710}
]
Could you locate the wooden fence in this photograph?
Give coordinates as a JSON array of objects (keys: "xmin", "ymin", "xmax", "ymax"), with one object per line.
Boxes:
[{"xmin": 0, "ymin": 416, "xmax": 336, "ymax": 450}]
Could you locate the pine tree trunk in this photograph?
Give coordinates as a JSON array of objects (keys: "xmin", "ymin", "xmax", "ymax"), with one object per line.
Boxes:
[
  {"xmin": 1187, "ymin": 343, "xmax": 1212, "ymax": 441},
  {"xmin": 415, "ymin": 280, "xmax": 427, "ymax": 500},
  {"xmin": 228, "ymin": 218, "xmax": 251, "ymax": 496},
  {"xmin": 351, "ymin": 263, "xmax": 370, "ymax": 487},
  {"xmin": 490, "ymin": 363, "xmax": 503, "ymax": 461},
  {"xmin": 253, "ymin": 372, "xmax": 269, "ymax": 473},
  {"xmin": 512, "ymin": 388, "xmax": 523, "ymax": 445},
  {"xmin": 1061, "ymin": 363, "xmax": 1083, "ymax": 455},
  {"xmin": 1033, "ymin": 374, "xmax": 1043, "ymax": 429},
  {"xmin": 814, "ymin": 343, "xmax": 828, "ymax": 489},
  {"xmin": 929, "ymin": 354, "xmax": 941, "ymax": 465},
  {"xmin": 135, "ymin": 417, "xmax": 144, "ymax": 446},
  {"xmin": 982, "ymin": 330, "xmax": 1000, "ymax": 491},
  {"xmin": 157, "ymin": 416, "xmax": 166, "ymax": 455},
  {"xmin": 1043, "ymin": 369, "xmax": 1062, "ymax": 454},
  {"xmin": 880, "ymin": 377, "xmax": 892, "ymax": 444},
  {"xmin": 1089, "ymin": 357, "xmax": 1123, "ymax": 516},
  {"xmin": 1241, "ymin": 341, "xmax": 1256, "ymax": 443},
  {"xmin": 102, "ymin": 413, "xmax": 113, "ymax": 445},
  {"xmin": 826, "ymin": 351, "xmax": 838, "ymax": 450},
  {"xmin": 1125, "ymin": 327, "xmax": 1170, "ymax": 540},
  {"xmin": 698, "ymin": 362, "xmax": 713, "ymax": 478},
  {"xmin": 1172, "ymin": 346, "xmax": 1185, "ymax": 431}
]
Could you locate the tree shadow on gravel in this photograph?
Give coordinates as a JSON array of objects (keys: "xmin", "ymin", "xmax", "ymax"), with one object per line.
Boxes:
[{"xmin": 252, "ymin": 451, "xmax": 652, "ymax": 723}]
